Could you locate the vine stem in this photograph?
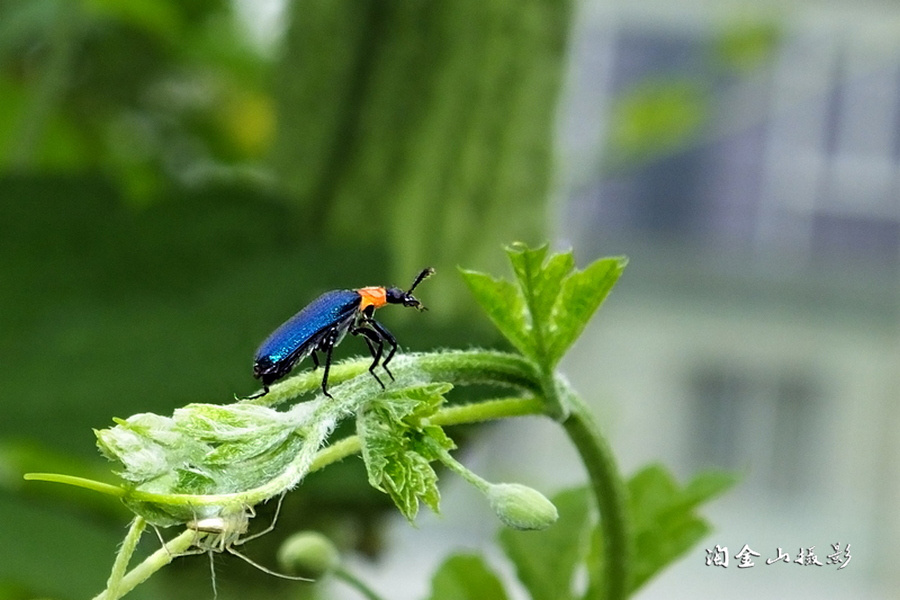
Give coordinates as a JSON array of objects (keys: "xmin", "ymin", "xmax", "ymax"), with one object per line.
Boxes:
[
  {"xmin": 104, "ymin": 517, "xmax": 146, "ymax": 600},
  {"xmin": 308, "ymin": 396, "xmax": 543, "ymax": 474},
  {"xmin": 93, "ymin": 528, "xmax": 195, "ymax": 600},
  {"xmin": 559, "ymin": 385, "xmax": 630, "ymax": 600},
  {"xmin": 334, "ymin": 567, "xmax": 389, "ymax": 600}
]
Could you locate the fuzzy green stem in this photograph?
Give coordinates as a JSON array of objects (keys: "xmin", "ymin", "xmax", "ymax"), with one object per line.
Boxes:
[
  {"xmin": 429, "ymin": 396, "xmax": 542, "ymax": 426},
  {"xmin": 306, "ymin": 396, "xmax": 543, "ymax": 476},
  {"xmin": 433, "ymin": 445, "xmax": 490, "ymax": 492},
  {"xmin": 539, "ymin": 372, "xmax": 567, "ymax": 420},
  {"xmin": 104, "ymin": 517, "xmax": 146, "ymax": 600},
  {"xmin": 93, "ymin": 528, "xmax": 195, "ymax": 600},
  {"xmin": 415, "ymin": 350, "xmax": 541, "ymax": 392},
  {"xmin": 309, "ymin": 435, "xmax": 362, "ymax": 473},
  {"xmin": 250, "ymin": 350, "xmax": 542, "ymax": 408},
  {"xmin": 334, "ymin": 567, "xmax": 389, "ymax": 600},
  {"xmin": 560, "ymin": 390, "xmax": 629, "ymax": 600}
]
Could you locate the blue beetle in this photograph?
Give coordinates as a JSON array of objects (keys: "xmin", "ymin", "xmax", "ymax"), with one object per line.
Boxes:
[{"xmin": 248, "ymin": 268, "xmax": 433, "ymax": 399}]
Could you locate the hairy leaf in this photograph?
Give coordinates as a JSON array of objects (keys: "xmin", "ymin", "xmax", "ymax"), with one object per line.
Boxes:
[{"xmin": 356, "ymin": 383, "xmax": 455, "ymax": 521}]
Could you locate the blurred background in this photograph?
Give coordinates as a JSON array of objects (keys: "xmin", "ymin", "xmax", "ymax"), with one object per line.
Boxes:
[{"xmin": 0, "ymin": 0, "xmax": 897, "ymax": 599}]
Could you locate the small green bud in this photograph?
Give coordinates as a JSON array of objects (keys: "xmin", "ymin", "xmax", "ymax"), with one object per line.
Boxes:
[
  {"xmin": 486, "ymin": 483, "xmax": 559, "ymax": 530},
  {"xmin": 277, "ymin": 531, "xmax": 341, "ymax": 578}
]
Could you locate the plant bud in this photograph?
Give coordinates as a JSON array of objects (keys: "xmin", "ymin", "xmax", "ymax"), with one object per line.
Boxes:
[
  {"xmin": 487, "ymin": 483, "xmax": 558, "ymax": 530},
  {"xmin": 277, "ymin": 531, "xmax": 341, "ymax": 578}
]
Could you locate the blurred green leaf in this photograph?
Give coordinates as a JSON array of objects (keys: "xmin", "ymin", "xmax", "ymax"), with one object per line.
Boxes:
[
  {"xmin": 426, "ymin": 553, "xmax": 510, "ymax": 600},
  {"xmin": 715, "ymin": 20, "xmax": 781, "ymax": 73},
  {"xmin": 625, "ymin": 464, "xmax": 737, "ymax": 592},
  {"xmin": 606, "ymin": 79, "xmax": 708, "ymax": 166},
  {"xmin": 82, "ymin": 0, "xmax": 185, "ymax": 42},
  {"xmin": 498, "ymin": 487, "xmax": 592, "ymax": 600}
]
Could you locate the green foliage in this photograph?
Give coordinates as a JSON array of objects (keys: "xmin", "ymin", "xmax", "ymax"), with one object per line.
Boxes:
[
  {"xmin": 462, "ymin": 243, "xmax": 627, "ymax": 418},
  {"xmin": 275, "ymin": 0, "xmax": 575, "ymax": 296},
  {"xmin": 606, "ymin": 79, "xmax": 709, "ymax": 167},
  {"xmin": 0, "ymin": 0, "xmax": 261, "ymax": 201},
  {"xmin": 426, "ymin": 554, "xmax": 510, "ymax": 600},
  {"xmin": 440, "ymin": 471, "xmax": 736, "ymax": 600},
  {"xmin": 357, "ymin": 383, "xmax": 455, "ymax": 521},
  {"xmin": 22, "ymin": 245, "xmax": 737, "ymax": 600},
  {"xmin": 714, "ymin": 19, "xmax": 781, "ymax": 73},
  {"xmin": 624, "ymin": 465, "xmax": 737, "ymax": 592},
  {"xmin": 1, "ymin": 0, "xmax": 576, "ymax": 317},
  {"xmin": 94, "ymin": 400, "xmax": 331, "ymax": 524},
  {"xmin": 461, "ymin": 243, "xmax": 627, "ymax": 372}
]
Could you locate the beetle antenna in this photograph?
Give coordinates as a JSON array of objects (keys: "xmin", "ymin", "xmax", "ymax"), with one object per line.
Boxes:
[{"xmin": 408, "ymin": 267, "xmax": 435, "ymax": 293}]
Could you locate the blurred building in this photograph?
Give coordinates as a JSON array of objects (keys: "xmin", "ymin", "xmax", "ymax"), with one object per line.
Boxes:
[{"xmin": 559, "ymin": 1, "xmax": 900, "ymax": 598}]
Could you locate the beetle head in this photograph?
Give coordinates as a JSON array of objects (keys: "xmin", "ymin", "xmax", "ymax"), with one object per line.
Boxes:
[{"xmin": 385, "ymin": 267, "xmax": 434, "ymax": 310}]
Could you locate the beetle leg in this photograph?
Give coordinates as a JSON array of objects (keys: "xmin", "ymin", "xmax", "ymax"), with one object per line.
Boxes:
[
  {"xmin": 310, "ymin": 349, "xmax": 320, "ymax": 371},
  {"xmin": 319, "ymin": 329, "xmax": 339, "ymax": 399},
  {"xmin": 352, "ymin": 325, "xmax": 386, "ymax": 388},
  {"xmin": 369, "ymin": 319, "xmax": 397, "ymax": 380},
  {"xmin": 361, "ymin": 318, "xmax": 397, "ymax": 382},
  {"xmin": 358, "ymin": 330, "xmax": 377, "ymax": 358},
  {"xmin": 244, "ymin": 384, "xmax": 269, "ymax": 400}
]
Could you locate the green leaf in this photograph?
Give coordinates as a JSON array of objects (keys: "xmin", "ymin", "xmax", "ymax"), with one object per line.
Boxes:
[
  {"xmin": 426, "ymin": 553, "xmax": 510, "ymax": 600},
  {"xmin": 459, "ymin": 269, "xmax": 534, "ymax": 359},
  {"xmin": 505, "ymin": 244, "xmax": 572, "ymax": 366},
  {"xmin": 625, "ymin": 464, "xmax": 737, "ymax": 593},
  {"xmin": 356, "ymin": 383, "xmax": 455, "ymax": 522},
  {"xmin": 547, "ymin": 256, "xmax": 627, "ymax": 365},
  {"xmin": 498, "ymin": 487, "xmax": 592, "ymax": 600},
  {"xmin": 461, "ymin": 244, "xmax": 626, "ymax": 372}
]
